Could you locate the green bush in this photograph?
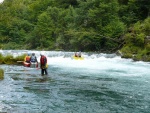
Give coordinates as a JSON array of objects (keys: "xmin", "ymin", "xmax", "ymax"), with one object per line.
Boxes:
[
  {"xmin": 3, "ymin": 54, "xmax": 14, "ymax": 65},
  {"xmin": 0, "ymin": 68, "xmax": 4, "ymax": 80},
  {"xmin": 1, "ymin": 54, "xmax": 25, "ymax": 65},
  {"xmin": 134, "ymin": 33, "xmax": 145, "ymax": 47},
  {"xmin": 145, "ymin": 44, "xmax": 150, "ymax": 54},
  {"xmin": 121, "ymin": 17, "xmax": 150, "ymax": 62},
  {"xmin": 14, "ymin": 54, "xmax": 26, "ymax": 65},
  {"xmin": 2, "ymin": 42, "xmax": 24, "ymax": 50},
  {"xmin": 0, "ymin": 53, "xmax": 4, "ymax": 64}
]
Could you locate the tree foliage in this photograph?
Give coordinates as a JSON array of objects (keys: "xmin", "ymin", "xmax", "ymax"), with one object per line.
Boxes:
[{"xmin": 0, "ymin": 0, "xmax": 150, "ymax": 56}]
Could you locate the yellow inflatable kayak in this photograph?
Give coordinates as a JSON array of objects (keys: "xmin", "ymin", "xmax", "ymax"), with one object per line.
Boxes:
[{"xmin": 72, "ymin": 56, "xmax": 84, "ymax": 60}]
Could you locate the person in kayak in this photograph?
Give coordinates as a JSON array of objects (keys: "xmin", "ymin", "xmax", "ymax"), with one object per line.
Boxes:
[
  {"xmin": 30, "ymin": 53, "xmax": 38, "ymax": 68},
  {"xmin": 40, "ymin": 54, "xmax": 48, "ymax": 75},
  {"xmin": 78, "ymin": 51, "xmax": 81, "ymax": 57},
  {"xmin": 74, "ymin": 52, "xmax": 78, "ymax": 57},
  {"xmin": 24, "ymin": 53, "xmax": 30, "ymax": 63}
]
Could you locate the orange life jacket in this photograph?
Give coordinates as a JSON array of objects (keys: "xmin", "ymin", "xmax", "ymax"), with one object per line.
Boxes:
[{"xmin": 25, "ymin": 56, "xmax": 30, "ymax": 62}]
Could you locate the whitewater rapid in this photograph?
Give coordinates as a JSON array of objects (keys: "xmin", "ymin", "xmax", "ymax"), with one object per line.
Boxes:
[{"xmin": 1, "ymin": 50, "xmax": 150, "ymax": 77}]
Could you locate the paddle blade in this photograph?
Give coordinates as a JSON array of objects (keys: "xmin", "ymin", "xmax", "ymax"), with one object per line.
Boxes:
[{"xmin": 17, "ymin": 61, "xmax": 24, "ymax": 63}]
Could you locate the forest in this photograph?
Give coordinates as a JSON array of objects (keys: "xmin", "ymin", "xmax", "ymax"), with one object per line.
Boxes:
[{"xmin": 0, "ymin": 0, "xmax": 150, "ymax": 61}]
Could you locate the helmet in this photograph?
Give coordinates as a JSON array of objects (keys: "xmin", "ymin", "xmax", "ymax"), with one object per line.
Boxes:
[
  {"xmin": 40, "ymin": 52, "xmax": 44, "ymax": 56},
  {"xmin": 32, "ymin": 53, "xmax": 35, "ymax": 55}
]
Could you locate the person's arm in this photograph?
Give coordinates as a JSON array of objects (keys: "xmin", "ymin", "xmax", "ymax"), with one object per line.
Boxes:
[
  {"xmin": 46, "ymin": 57, "xmax": 47, "ymax": 63},
  {"xmin": 45, "ymin": 57, "xmax": 47, "ymax": 68},
  {"xmin": 40, "ymin": 57, "xmax": 42, "ymax": 68},
  {"xmin": 35, "ymin": 56, "xmax": 38, "ymax": 63},
  {"xmin": 44, "ymin": 57, "xmax": 47, "ymax": 66},
  {"xmin": 30, "ymin": 56, "xmax": 31, "ymax": 62}
]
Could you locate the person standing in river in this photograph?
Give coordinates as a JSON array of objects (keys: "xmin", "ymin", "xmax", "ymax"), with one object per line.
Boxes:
[{"xmin": 40, "ymin": 54, "xmax": 48, "ymax": 76}]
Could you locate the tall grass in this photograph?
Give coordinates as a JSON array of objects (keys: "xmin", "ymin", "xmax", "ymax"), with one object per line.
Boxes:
[
  {"xmin": 0, "ymin": 53, "xmax": 26, "ymax": 65},
  {"xmin": 0, "ymin": 68, "xmax": 4, "ymax": 80}
]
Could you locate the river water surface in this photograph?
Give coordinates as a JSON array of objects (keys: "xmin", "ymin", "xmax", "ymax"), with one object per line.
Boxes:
[{"xmin": 0, "ymin": 50, "xmax": 150, "ymax": 113}]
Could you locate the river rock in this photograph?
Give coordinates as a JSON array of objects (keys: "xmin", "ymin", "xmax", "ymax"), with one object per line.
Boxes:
[{"xmin": 116, "ymin": 50, "xmax": 123, "ymax": 56}]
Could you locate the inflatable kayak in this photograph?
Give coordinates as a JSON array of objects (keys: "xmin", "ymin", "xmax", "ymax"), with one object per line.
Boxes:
[
  {"xmin": 72, "ymin": 56, "xmax": 84, "ymax": 60},
  {"xmin": 23, "ymin": 61, "xmax": 30, "ymax": 67},
  {"xmin": 23, "ymin": 61, "xmax": 38, "ymax": 68}
]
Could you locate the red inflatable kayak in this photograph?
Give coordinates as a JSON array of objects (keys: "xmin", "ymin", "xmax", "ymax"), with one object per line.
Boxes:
[{"xmin": 23, "ymin": 61, "xmax": 38, "ymax": 68}]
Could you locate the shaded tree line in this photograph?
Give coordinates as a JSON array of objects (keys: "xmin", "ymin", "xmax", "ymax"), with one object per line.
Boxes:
[{"xmin": 0, "ymin": 0, "xmax": 150, "ymax": 54}]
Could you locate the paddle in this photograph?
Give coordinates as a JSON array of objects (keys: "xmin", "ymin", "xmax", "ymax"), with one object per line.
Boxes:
[
  {"xmin": 36, "ymin": 67, "xmax": 40, "ymax": 70},
  {"xmin": 17, "ymin": 61, "xmax": 24, "ymax": 63}
]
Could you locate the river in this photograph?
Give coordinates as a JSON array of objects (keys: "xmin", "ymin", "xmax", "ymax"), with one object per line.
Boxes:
[{"xmin": 0, "ymin": 50, "xmax": 150, "ymax": 113}]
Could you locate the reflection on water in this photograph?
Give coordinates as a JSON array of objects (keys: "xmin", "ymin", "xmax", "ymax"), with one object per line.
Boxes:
[{"xmin": 0, "ymin": 51, "xmax": 150, "ymax": 113}]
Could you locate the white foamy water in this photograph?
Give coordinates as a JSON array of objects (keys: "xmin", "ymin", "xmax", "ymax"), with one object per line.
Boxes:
[
  {"xmin": 0, "ymin": 0, "xmax": 4, "ymax": 3},
  {"xmin": 1, "ymin": 50, "xmax": 150, "ymax": 77}
]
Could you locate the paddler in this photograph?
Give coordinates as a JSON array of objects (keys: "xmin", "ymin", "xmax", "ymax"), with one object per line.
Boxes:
[
  {"xmin": 30, "ymin": 53, "xmax": 38, "ymax": 68},
  {"xmin": 24, "ymin": 53, "xmax": 30, "ymax": 63},
  {"xmin": 74, "ymin": 52, "xmax": 78, "ymax": 57},
  {"xmin": 78, "ymin": 51, "xmax": 81, "ymax": 57}
]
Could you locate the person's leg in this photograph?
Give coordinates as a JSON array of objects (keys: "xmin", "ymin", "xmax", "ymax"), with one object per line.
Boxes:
[
  {"xmin": 34, "ymin": 62, "xmax": 36, "ymax": 68},
  {"xmin": 30, "ymin": 62, "xmax": 33, "ymax": 68},
  {"xmin": 41, "ymin": 69, "xmax": 44, "ymax": 75},
  {"xmin": 45, "ymin": 69, "xmax": 48, "ymax": 75}
]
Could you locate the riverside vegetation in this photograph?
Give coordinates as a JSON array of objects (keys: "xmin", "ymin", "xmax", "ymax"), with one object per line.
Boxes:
[
  {"xmin": 0, "ymin": 53, "xmax": 25, "ymax": 80},
  {"xmin": 0, "ymin": 53, "xmax": 25, "ymax": 65},
  {"xmin": 0, "ymin": 68, "xmax": 4, "ymax": 80},
  {"xmin": 0, "ymin": 0, "xmax": 150, "ymax": 61}
]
